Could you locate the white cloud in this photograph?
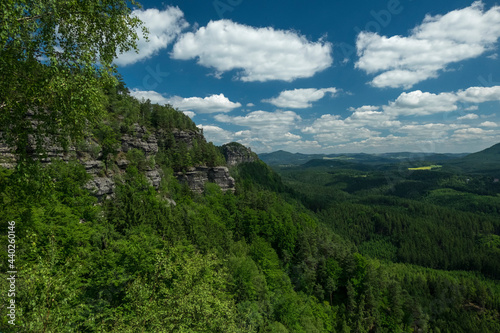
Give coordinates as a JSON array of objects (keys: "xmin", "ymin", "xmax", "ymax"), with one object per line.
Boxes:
[
  {"xmin": 458, "ymin": 113, "xmax": 479, "ymax": 120},
  {"xmin": 301, "ymin": 113, "xmax": 385, "ymax": 145},
  {"xmin": 215, "ymin": 110, "xmax": 301, "ymax": 130},
  {"xmin": 129, "ymin": 89, "xmax": 241, "ymax": 114},
  {"xmin": 302, "ymin": 114, "xmax": 345, "ymax": 134},
  {"xmin": 171, "ymin": 20, "xmax": 332, "ymax": 82},
  {"xmin": 314, "ymin": 127, "xmax": 381, "ymax": 144},
  {"xmin": 384, "ymin": 90, "xmax": 458, "ymax": 116},
  {"xmin": 169, "ymin": 94, "xmax": 241, "ymax": 114},
  {"xmin": 115, "ymin": 7, "xmax": 189, "ymax": 66},
  {"xmin": 396, "ymin": 123, "xmax": 468, "ymax": 139},
  {"xmin": 348, "ymin": 106, "xmax": 401, "ymax": 128},
  {"xmin": 479, "ymin": 121, "xmax": 498, "ymax": 127},
  {"xmin": 246, "ymin": 103, "xmax": 255, "ymax": 107},
  {"xmin": 383, "ymin": 86, "xmax": 500, "ymax": 116},
  {"xmin": 356, "ymin": 1, "xmax": 500, "ymax": 88},
  {"xmin": 197, "ymin": 125, "xmax": 234, "ymax": 143},
  {"xmin": 455, "ymin": 86, "xmax": 500, "ymax": 103},
  {"xmin": 130, "ymin": 88, "xmax": 170, "ymax": 105},
  {"xmin": 182, "ymin": 111, "xmax": 196, "ymax": 119},
  {"xmin": 263, "ymin": 88, "xmax": 338, "ymax": 108},
  {"xmin": 214, "ymin": 110, "xmax": 303, "ymax": 151},
  {"xmin": 329, "ymin": 135, "xmax": 451, "ymax": 153},
  {"xmin": 451, "ymin": 127, "xmax": 497, "ymax": 140}
]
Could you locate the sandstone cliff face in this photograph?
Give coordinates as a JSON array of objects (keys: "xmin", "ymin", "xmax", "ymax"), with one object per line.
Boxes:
[
  {"xmin": 121, "ymin": 124, "xmax": 159, "ymax": 155},
  {"xmin": 220, "ymin": 142, "xmax": 259, "ymax": 167},
  {"xmin": 0, "ymin": 124, "xmax": 236, "ymax": 197},
  {"xmin": 176, "ymin": 166, "xmax": 235, "ymax": 193}
]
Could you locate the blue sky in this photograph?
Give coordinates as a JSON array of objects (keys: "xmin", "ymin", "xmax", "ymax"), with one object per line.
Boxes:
[{"xmin": 115, "ymin": 0, "xmax": 500, "ymax": 154}]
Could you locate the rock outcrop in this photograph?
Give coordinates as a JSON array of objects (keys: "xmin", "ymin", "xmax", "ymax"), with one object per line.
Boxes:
[
  {"xmin": 176, "ymin": 166, "xmax": 235, "ymax": 193},
  {"xmin": 121, "ymin": 124, "xmax": 158, "ymax": 154},
  {"xmin": 0, "ymin": 124, "xmax": 238, "ymax": 197},
  {"xmin": 220, "ymin": 142, "xmax": 259, "ymax": 167},
  {"xmin": 171, "ymin": 129, "xmax": 202, "ymax": 149}
]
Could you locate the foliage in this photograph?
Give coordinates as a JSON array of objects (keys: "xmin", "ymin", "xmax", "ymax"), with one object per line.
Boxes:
[{"xmin": 0, "ymin": 0, "xmax": 144, "ymax": 159}]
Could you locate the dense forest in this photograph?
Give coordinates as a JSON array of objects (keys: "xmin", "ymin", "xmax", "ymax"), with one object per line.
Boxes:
[
  {"xmin": 1, "ymin": 1, "xmax": 500, "ymax": 331},
  {"xmin": 0, "ymin": 82, "xmax": 499, "ymax": 332}
]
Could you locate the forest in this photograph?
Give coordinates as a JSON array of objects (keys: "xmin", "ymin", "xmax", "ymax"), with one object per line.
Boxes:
[
  {"xmin": 0, "ymin": 81, "xmax": 499, "ymax": 332},
  {"xmin": 1, "ymin": 0, "xmax": 500, "ymax": 332}
]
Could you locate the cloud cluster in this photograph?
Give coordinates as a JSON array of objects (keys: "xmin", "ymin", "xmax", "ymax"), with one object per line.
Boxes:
[
  {"xmin": 213, "ymin": 110, "xmax": 310, "ymax": 151},
  {"xmin": 458, "ymin": 113, "xmax": 479, "ymax": 120},
  {"xmin": 197, "ymin": 125, "xmax": 234, "ymax": 143},
  {"xmin": 356, "ymin": 1, "xmax": 500, "ymax": 88},
  {"xmin": 169, "ymin": 94, "xmax": 241, "ymax": 114},
  {"xmin": 115, "ymin": 7, "xmax": 189, "ymax": 66},
  {"xmin": 263, "ymin": 88, "xmax": 338, "ymax": 108},
  {"xmin": 172, "ymin": 20, "xmax": 333, "ymax": 82},
  {"xmin": 384, "ymin": 86, "xmax": 500, "ymax": 116},
  {"xmin": 129, "ymin": 89, "xmax": 241, "ymax": 115},
  {"xmin": 298, "ymin": 85, "xmax": 500, "ymax": 150}
]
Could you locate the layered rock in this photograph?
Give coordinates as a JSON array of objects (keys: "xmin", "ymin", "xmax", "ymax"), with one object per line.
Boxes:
[
  {"xmin": 176, "ymin": 166, "xmax": 235, "ymax": 193},
  {"xmin": 0, "ymin": 124, "xmax": 238, "ymax": 197},
  {"xmin": 171, "ymin": 129, "xmax": 201, "ymax": 149},
  {"xmin": 121, "ymin": 124, "xmax": 158, "ymax": 155},
  {"xmin": 220, "ymin": 142, "xmax": 259, "ymax": 167}
]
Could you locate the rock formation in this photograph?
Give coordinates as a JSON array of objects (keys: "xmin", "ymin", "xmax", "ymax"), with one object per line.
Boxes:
[
  {"xmin": 176, "ymin": 166, "xmax": 235, "ymax": 193},
  {"xmin": 0, "ymin": 124, "xmax": 239, "ymax": 198},
  {"xmin": 220, "ymin": 142, "xmax": 259, "ymax": 167}
]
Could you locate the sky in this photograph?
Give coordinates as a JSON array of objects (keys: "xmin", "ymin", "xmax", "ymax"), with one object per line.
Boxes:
[{"xmin": 115, "ymin": 0, "xmax": 500, "ymax": 154}]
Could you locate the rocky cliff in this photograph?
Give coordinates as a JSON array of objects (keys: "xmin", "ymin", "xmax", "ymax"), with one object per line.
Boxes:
[
  {"xmin": 0, "ymin": 124, "xmax": 238, "ymax": 198},
  {"xmin": 176, "ymin": 166, "xmax": 235, "ymax": 193},
  {"xmin": 220, "ymin": 142, "xmax": 259, "ymax": 167}
]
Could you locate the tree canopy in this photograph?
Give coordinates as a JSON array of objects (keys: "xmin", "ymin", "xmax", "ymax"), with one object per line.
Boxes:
[{"xmin": 0, "ymin": 0, "xmax": 145, "ymax": 158}]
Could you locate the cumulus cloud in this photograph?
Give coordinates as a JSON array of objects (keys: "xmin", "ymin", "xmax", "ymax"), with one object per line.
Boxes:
[
  {"xmin": 314, "ymin": 127, "xmax": 381, "ymax": 144},
  {"xmin": 329, "ymin": 135, "xmax": 451, "ymax": 153},
  {"xmin": 171, "ymin": 20, "xmax": 332, "ymax": 82},
  {"xmin": 455, "ymin": 86, "xmax": 500, "ymax": 103},
  {"xmin": 263, "ymin": 88, "xmax": 338, "ymax": 108},
  {"xmin": 383, "ymin": 86, "xmax": 500, "ymax": 116},
  {"xmin": 130, "ymin": 89, "xmax": 241, "ymax": 114},
  {"xmin": 458, "ymin": 113, "xmax": 479, "ymax": 120},
  {"xmin": 384, "ymin": 90, "xmax": 459, "ymax": 116},
  {"xmin": 301, "ymin": 113, "xmax": 385, "ymax": 145},
  {"xmin": 130, "ymin": 88, "xmax": 170, "ymax": 105},
  {"xmin": 356, "ymin": 1, "xmax": 500, "ymax": 88},
  {"xmin": 451, "ymin": 127, "xmax": 497, "ymax": 140},
  {"xmin": 396, "ymin": 123, "xmax": 468, "ymax": 139},
  {"xmin": 214, "ymin": 110, "xmax": 303, "ymax": 151},
  {"xmin": 215, "ymin": 110, "xmax": 300, "ymax": 131},
  {"xmin": 479, "ymin": 121, "xmax": 498, "ymax": 127},
  {"xmin": 169, "ymin": 94, "xmax": 241, "ymax": 114},
  {"xmin": 197, "ymin": 125, "xmax": 234, "ymax": 143},
  {"xmin": 348, "ymin": 106, "xmax": 401, "ymax": 128},
  {"xmin": 115, "ymin": 7, "xmax": 189, "ymax": 66}
]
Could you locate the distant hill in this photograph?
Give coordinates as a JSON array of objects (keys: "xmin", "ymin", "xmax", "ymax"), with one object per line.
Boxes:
[
  {"xmin": 444, "ymin": 143, "xmax": 500, "ymax": 176},
  {"xmin": 259, "ymin": 150, "xmax": 466, "ymax": 167},
  {"xmin": 258, "ymin": 150, "xmax": 325, "ymax": 165}
]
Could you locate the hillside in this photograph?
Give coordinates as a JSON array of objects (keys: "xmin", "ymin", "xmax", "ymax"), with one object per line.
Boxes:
[
  {"xmin": 444, "ymin": 142, "xmax": 500, "ymax": 175},
  {"xmin": 260, "ymin": 150, "xmax": 466, "ymax": 167},
  {"xmin": 1, "ymin": 83, "xmax": 499, "ymax": 332}
]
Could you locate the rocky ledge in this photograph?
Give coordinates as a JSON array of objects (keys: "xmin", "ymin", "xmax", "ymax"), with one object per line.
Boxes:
[
  {"xmin": 0, "ymin": 124, "xmax": 238, "ymax": 198},
  {"xmin": 176, "ymin": 166, "xmax": 235, "ymax": 193},
  {"xmin": 220, "ymin": 142, "xmax": 259, "ymax": 167}
]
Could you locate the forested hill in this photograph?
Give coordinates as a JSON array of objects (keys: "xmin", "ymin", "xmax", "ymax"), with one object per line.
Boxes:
[
  {"xmin": 445, "ymin": 142, "xmax": 500, "ymax": 175},
  {"xmin": 259, "ymin": 150, "xmax": 468, "ymax": 167},
  {"xmin": 1, "ymin": 84, "xmax": 500, "ymax": 332}
]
